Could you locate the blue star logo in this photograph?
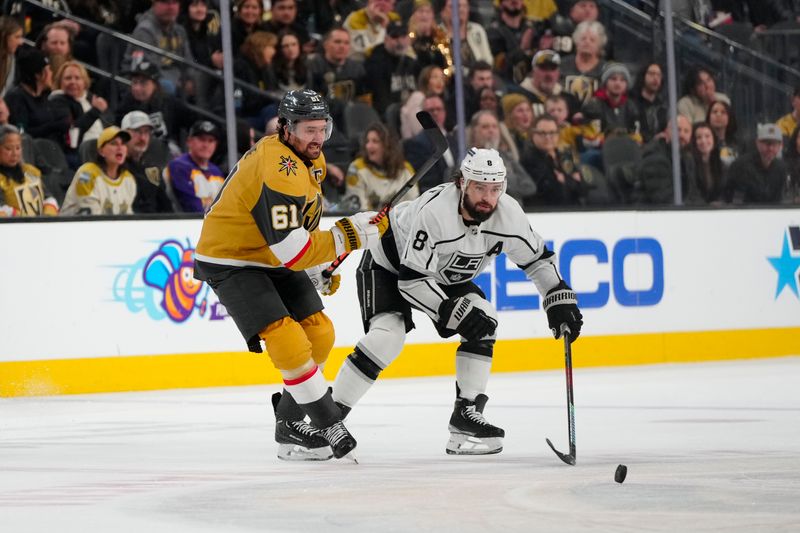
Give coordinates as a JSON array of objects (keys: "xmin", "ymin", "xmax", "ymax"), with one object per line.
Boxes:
[{"xmin": 767, "ymin": 228, "xmax": 800, "ymax": 299}]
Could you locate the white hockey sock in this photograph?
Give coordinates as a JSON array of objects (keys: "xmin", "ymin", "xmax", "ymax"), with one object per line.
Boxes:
[
  {"xmin": 455, "ymin": 352, "xmax": 492, "ymax": 401},
  {"xmin": 332, "ymin": 358, "xmax": 375, "ymax": 408},
  {"xmin": 282, "ymin": 365, "xmax": 327, "ymax": 405}
]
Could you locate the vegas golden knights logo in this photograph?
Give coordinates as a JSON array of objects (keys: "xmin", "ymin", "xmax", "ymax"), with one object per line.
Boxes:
[{"xmin": 565, "ymin": 75, "xmax": 598, "ymax": 105}]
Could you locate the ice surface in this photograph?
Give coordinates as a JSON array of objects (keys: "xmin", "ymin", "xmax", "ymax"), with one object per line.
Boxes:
[{"xmin": 2, "ymin": 357, "xmax": 799, "ymax": 532}]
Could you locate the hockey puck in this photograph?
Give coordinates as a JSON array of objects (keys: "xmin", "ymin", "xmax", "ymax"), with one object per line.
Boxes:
[{"xmin": 615, "ymin": 464, "xmax": 628, "ymax": 483}]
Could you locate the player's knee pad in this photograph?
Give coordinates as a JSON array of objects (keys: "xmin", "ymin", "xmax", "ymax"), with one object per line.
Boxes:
[
  {"xmin": 259, "ymin": 317, "xmax": 313, "ymax": 371},
  {"xmin": 457, "ymin": 339, "xmax": 495, "ymax": 361},
  {"xmin": 298, "ymin": 311, "xmax": 335, "ymax": 366},
  {"xmin": 357, "ymin": 312, "xmax": 406, "ymax": 369}
]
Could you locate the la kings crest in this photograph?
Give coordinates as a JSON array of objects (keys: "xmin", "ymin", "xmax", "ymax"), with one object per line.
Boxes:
[{"xmin": 439, "ymin": 253, "xmax": 485, "ymax": 283}]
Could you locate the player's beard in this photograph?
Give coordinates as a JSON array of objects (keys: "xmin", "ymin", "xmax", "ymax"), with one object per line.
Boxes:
[
  {"xmin": 462, "ymin": 192, "xmax": 497, "ymax": 223},
  {"xmin": 302, "ymin": 141, "xmax": 322, "ymax": 160}
]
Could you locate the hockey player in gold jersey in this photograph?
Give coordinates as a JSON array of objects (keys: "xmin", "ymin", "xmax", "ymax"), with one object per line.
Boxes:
[{"xmin": 194, "ymin": 89, "xmax": 387, "ymax": 461}]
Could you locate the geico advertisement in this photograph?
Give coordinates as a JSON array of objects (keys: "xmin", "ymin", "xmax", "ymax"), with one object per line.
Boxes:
[{"xmin": 1, "ymin": 210, "xmax": 798, "ymax": 361}]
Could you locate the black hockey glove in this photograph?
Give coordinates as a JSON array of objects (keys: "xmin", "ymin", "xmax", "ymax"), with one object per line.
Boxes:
[
  {"xmin": 542, "ymin": 281, "xmax": 583, "ymax": 342},
  {"xmin": 438, "ymin": 295, "xmax": 497, "ymax": 341}
]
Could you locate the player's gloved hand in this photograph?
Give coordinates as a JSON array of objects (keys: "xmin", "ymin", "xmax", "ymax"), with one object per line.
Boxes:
[
  {"xmin": 331, "ymin": 211, "xmax": 390, "ymax": 254},
  {"xmin": 438, "ymin": 294, "xmax": 497, "ymax": 341},
  {"xmin": 305, "ymin": 263, "xmax": 340, "ymax": 296},
  {"xmin": 543, "ymin": 281, "xmax": 583, "ymax": 341}
]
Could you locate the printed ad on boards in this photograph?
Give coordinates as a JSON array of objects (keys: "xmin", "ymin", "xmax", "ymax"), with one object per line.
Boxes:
[{"xmin": 1, "ymin": 209, "xmax": 799, "ymax": 363}]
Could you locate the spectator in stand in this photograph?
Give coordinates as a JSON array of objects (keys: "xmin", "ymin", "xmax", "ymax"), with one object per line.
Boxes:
[
  {"xmin": 400, "ymin": 65, "xmax": 448, "ymax": 139},
  {"xmin": 630, "ymin": 62, "xmax": 667, "ymax": 143},
  {"xmin": 785, "ymin": 126, "xmax": 800, "ymax": 204},
  {"xmin": 438, "ymin": 0, "xmax": 493, "ymax": 75},
  {"xmin": 402, "ymin": 93, "xmax": 457, "ymax": 191},
  {"xmin": 407, "ymin": 0, "xmax": 447, "ymax": 70},
  {"xmin": 445, "ymin": 61, "xmax": 495, "ymax": 127},
  {"xmin": 61, "ymin": 126, "xmax": 136, "ymax": 215},
  {"xmin": 0, "ymin": 124, "xmax": 59, "ymax": 217},
  {"xmin": 677, "ymin": 66, "xmax": 730, "ymax": 125},
  {"xmin": 125, "ymin": 0, "xmax": 197, "ymax": 98},
  {"xmin": 776, "ymin": 85, "xmax": 800, "ymax": 141},
  {"xmin": 264, "ymin": 0, "xmax": 314, "ymax": 54},
  {"xmin": 231, "ymin": 0, "xmax": 269, "ymax": 53},
  {"xmin": 116, "ymin": 61, "xmax": 196, "ymax": 151},
  {"xmin": 273, "ymin": 29, "xmax": 309, "ymax": 92},
  {"xmin": 466, "ymin": 109, "xmax": 538, "ymax": 206},
  {"xmin": 560, "ymin": 20, "xmax": 606, "ymax": 107},
  {"xmin": 527, "ymin": 113, "xmax": 585, "ymax": 206},
  {"xmin": 0, "ymin": 17, "xmax": 23, "ymax": 97},
  {"xmin": 546, "ymin": 93, "xmax": 582, "ymax": 168},
  {"xmin": 706, "ymin": 99, "xmax": 739, "ymax": 168},
  {"xmin": 726, "ymin": 123, "xmax": 789, "ymax": 204},
  {"xmin": 548, "ymin": 0, "xmax": 603, "ymax": 57},
  {"xmin": 166, "ymin": 119, "xmax": 224, "ymax": 212},
  {"xmin": 634, "ymin": 115, "xmax": 694, "ymax": 205},
  {"xmin": 306, "ymin": 27, "xmax": 368, "ymax": 125},
  {"xmin": 501, "ymin": 92, "xmax": 535, "ymax": 163},
  {"xmin": 35, "ymin": 22, "xmax": 74, "ymax": 76},
  {"xmin": 477, "ymin": 86, "xmax": 500, "ymax": 116},
  {"xmin": 510, "ymin": 50, "xmax": 580, "ymax": 118},
  {"xmin": 581, "ymin": 62, "xmax": 641, "ymax": 154},
  {"xmin": 343, "ymin": 0, "xmax": 400, "ymax": 61},
  {"xmin": 299, "ymin": 0, "xmax": 360, "ymax": 36},
  {"xmin": 523, "ymin": 0, "xmax": 558, "ymax": 22},
  {"xmin": 711, "ymin": 0, "xmax": 799, "ymax": 29},
  {"xmin": 180, "ymin": 0, "xmax": 223, "ymax": 108},
  {"xmin": 49, "ymin": 61, "xmax": 109, "ymax": 169},
  {"xmin": 364, "ymin": 20, "xmax": 418, "ymax": 117},
  {"xmin": 231, "ymin": 31, "xmax": 280, "ymax": 129},
  {"xmin": 684, "ymin": 122, "xmax": 727, "ymax": 205},
  {"xmin": 6, "ymin": 48, "xmax": 72, "ymax": 146},
  {"xmin": 487, "ymin": 0, "xmax": 537, "ymax": 81},
  {"xmin": 120, "ymin": 110, "xmax": 173, "ymax": 214},
  {"xmin": 343, "ymin": 121, "xmax": 417, "ymax": 210}
]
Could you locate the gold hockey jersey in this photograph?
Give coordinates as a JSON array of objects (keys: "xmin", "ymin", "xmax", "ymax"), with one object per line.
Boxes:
[
  {"xmin": 61, "ymin": 162, "xmax": 137, "ymax": 215},
  {"xmin": 195, "ymin": 134, "xmax": 336, "ymax": 270},
  {"xmin": 0, "ymin": 163, "xmax": 58, "ymax": 216}
]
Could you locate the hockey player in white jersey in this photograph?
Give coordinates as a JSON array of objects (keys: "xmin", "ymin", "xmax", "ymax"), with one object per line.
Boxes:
[{"xmin": 331, "ymin": 147, "xmax": 583, "ymax": 455}]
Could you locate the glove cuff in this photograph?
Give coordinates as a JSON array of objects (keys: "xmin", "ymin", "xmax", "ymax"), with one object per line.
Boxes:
[
  {"xmin": 334, "ymin": 217, "xmax": 362, "ymax": 253},
  {"xmin": 542, "ymin": 285, "xmax": 577, "ymax": 312}
]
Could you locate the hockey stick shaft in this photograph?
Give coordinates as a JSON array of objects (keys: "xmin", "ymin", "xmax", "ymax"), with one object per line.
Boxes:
[
  {"xmin": 322, "ymin": 111, "xmax": 448, "ymax": 278},
  {"xmin": 546, "ymin": 323, "xmax": 576, "ymax": 465}
]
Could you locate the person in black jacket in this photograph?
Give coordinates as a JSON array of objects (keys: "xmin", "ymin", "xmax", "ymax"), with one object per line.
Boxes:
[
  {"xmin": 726, "ymin": 123, "xmax": 790, "ymax": 204},
  {"xmin": 363, "ymin": 20, "xmax": 418, "ymax": 117},
  {"xmin": 5, "ymin": 48, "xmax": 70, "ymax": 145}
]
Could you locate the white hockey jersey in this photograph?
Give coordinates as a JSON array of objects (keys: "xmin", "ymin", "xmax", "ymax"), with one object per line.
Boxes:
[{"xmin": 371, "ymin": 183, "xmax": 562, "ymax": 320}]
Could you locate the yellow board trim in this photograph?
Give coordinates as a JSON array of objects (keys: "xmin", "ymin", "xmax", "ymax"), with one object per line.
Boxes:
[{"xmin": 2, "ymin": 327, "xmax": 799, "ymax": 397}]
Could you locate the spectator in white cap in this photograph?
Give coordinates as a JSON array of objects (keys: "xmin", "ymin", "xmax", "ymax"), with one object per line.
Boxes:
[
  {"xmin": 121, "ymin": 110, "xmax": 173, "ymax": 213},
  {"xmin": 726, "ymin": 123, "xmax": 789, "ymax": 204}
]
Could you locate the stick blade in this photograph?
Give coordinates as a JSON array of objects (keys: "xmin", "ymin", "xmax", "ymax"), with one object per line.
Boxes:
[
  {"xmin": 415, "ymin": 111, "xmax": 449, "ymax": 154},
  {"xmin": 546, "ymin": 438, "xmax": 576, "ymax": 465}
]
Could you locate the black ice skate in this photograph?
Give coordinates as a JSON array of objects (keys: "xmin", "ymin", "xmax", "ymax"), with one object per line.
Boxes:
[
  {"xmin": 272, "ymin": 392, "xmax": 333, "ymax": 461},
  {"xmin": 320, "ymin": 420, "xmax": 358, "ymax": 461},
  {"xmin": 446, "ymin": 394, "xmax": 505, "ymax": 455}
]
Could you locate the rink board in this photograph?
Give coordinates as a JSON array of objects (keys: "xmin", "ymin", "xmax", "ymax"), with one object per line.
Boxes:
[{"xmin": 2, "ymin": 209, "xmax": 799, "ymax": 396}]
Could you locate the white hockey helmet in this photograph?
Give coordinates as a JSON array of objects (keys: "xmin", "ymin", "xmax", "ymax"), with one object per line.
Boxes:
[{"xmin": 459, "ymin": 147, "xmax": 507, "ymax": 192}]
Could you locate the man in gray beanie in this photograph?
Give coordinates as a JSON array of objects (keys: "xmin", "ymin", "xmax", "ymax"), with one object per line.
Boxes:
[{"xmin": 580, "ymin": 61, "xmax": 641, "ymax": 150}]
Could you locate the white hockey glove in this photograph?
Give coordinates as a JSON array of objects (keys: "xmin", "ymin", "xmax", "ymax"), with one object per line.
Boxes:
[
  {"xmin": 438, "ymin": 294, "xmax": 497, "ymax": 341},
  {"xmin": 331, "ymin": 211, "xmax": 389, "ymax": 255},
  {"xmin": 306, "ymin": 263, "xmax": 341, "ymax": 296}
]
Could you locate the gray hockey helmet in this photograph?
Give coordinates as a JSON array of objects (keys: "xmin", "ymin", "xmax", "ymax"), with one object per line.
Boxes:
[{"xmin": 278, "ymin": 89, "xmax": 332, "ymax": 140}]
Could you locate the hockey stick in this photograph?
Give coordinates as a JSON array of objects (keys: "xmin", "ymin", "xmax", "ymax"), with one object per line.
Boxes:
[
  {"xmin": 322, "ymin": 110, "xmax": 448, "ymax": 278},
  {"xmin": 546, "ymin": 323, "xmax": 576, "ymax": 465}
]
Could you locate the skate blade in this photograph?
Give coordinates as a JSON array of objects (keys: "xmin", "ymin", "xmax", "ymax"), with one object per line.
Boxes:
[
  {"xmin": 341, "ymin": 451, "xmax": 359, "ymax": 464},
  {"xmin": 277, "ymin": 443, "xmax": 333, "ymax": 461},
  {"xmin": 446, "ymin": 434, "xmax": 503, "ymax": 455}
]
